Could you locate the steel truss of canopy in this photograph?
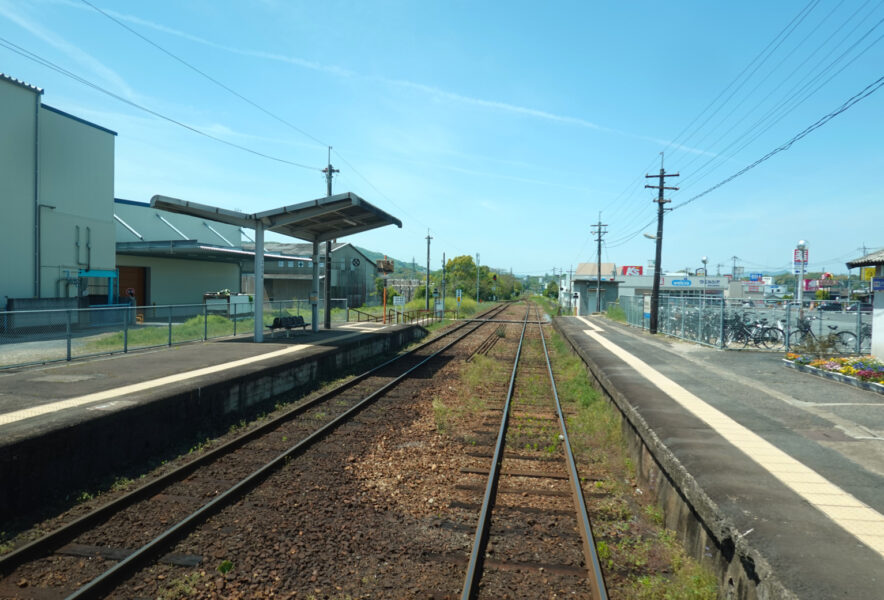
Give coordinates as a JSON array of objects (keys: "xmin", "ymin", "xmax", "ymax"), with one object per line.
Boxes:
[{"xmin": 150, "ymin": 193, "xmax": 402, "ymax": 341}]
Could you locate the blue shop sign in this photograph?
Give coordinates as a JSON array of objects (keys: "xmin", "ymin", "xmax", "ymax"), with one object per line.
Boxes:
[
  {"xmin": 671, "ymin": 279, "xmax": 692, "ymax": 287},
  {"xmin": 872, "ymin": 277, "xmax": 884, "ymax": 292}
]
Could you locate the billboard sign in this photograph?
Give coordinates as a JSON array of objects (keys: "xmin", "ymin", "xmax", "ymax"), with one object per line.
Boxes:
[
  {"xmin": 803, "ymin": 279, "xmax": 819, "ymax": 292},
  {"xmin": 621, "ymin": 265, "xmax": 643, "ymax": 276},
  {"xmin": 670, "ymin": 279, "xmax": 691, "ymax": 287},
  {"xmin": 749, "ymin": 272, "xmax": 762, "ymax": 282},
  {"xmin": 793, "ymin": 248, "xmax": 808, "ymax": 263},
  {"xmin": 872, "ymin": 277, "xmax": 884, "ymax": 292},
  {"xmin": 862, "ymin": 267, "xmax": 875, "ymax": 281}
]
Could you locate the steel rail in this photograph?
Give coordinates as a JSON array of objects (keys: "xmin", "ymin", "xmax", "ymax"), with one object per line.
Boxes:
[
  {"xmin": 538, "ymin": 316, "xmax": 609, "ymax": 600},
  {"xmin": 460, "ymin": 303, "xmax": 530, "ymax": 600},
  {"xmin": 0, "ymin": 303, "xmax": 509, "ymax": 581},
  {"xmin": 63, "ymin": 302, "xmax": 512, "ymax": 599},
  {"xmin": 461, "ymin": 318, "xmax": 546, "ymax": 324}
]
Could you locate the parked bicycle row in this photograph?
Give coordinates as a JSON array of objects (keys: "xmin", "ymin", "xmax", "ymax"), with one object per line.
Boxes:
[{"xmin": 617, "ymin": 295, "xmax": 872, "ymax": 354}]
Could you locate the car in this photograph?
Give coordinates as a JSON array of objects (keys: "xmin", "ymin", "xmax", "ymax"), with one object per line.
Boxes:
[
  {"xmin": 845, "ymin": 302, "xmax": 873, "ymax": 313},
  {"xmin": 817, "ymin": 301, "xmax": 843, "ymax": 311}
]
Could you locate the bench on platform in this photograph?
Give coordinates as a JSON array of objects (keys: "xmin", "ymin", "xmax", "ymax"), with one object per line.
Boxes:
[{"xmin": 266, "ymin": 315, "xmax": 310, "ymax": 337}]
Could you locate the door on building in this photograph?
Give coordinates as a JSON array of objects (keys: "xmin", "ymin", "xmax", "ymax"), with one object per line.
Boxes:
[{"xmin": 118, "ymin": 266, "xmax": 148, "ymax": 307}]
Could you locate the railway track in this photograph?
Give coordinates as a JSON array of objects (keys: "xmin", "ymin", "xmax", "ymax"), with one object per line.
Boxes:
[
  {"xmin": 0, "ymin": 304, "xmax": 512, "ymax": 599},
  {"xmin": 446, "ymin": 303, "xmax": 608, "ymax": 599}
]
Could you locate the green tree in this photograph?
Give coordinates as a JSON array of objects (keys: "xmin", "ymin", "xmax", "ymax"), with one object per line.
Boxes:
[{"xmin": 544, "ymin": 281, "xmax": 559, "ymax": 299}]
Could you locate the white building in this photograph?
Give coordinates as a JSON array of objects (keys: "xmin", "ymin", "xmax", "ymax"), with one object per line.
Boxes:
[{"xmin": 1, "ymin": 73, "xmax": 116, "ymax": 309}]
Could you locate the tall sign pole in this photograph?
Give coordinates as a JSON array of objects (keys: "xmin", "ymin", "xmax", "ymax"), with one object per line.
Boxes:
[{"xmin": 644, "ymin": 154, "xmax": 679, "ymax": 335}]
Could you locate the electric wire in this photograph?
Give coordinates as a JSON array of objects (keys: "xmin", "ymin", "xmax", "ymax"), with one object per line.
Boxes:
[
  {"xmin": 673, "ymin": 0, "xmax": 840, "ymax": 174},
  {"xmin": 79, "ymin": 0, "xmax": 435, "ymax": 236},
  {"xmin": 675, "ymin": 6, "xmax": 884, "ymax": 193},
  {"xmin": 663, "ymin": 0, "xmax": 822, "ymax": 164},
  {"xmin": 80, "ymin": 0, "xmax": 330, "ymax": 149},
  {"xmin": 0, "ymin": 36, "xmax": 321, "ymax": 171},
  {"xmin": 671, "ymin": 73, "xmax": 884, "ymax": 212}
]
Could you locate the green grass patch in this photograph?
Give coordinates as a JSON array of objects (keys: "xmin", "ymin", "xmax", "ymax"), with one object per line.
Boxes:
[{"xmin": 606, "ymin": 302, "xmax": 627, "ymax": 323}]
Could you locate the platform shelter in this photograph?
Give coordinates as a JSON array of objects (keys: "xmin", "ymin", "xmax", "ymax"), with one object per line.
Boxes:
[{"xmin": 150, "ymin": 193, "xmax": 401, "ymax": 341}]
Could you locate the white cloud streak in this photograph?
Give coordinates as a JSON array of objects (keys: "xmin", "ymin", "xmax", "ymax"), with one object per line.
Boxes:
[
  {"xmin": 0, "ymin": 0, "xmax": 137, "ymax": 99},
  {"xmin": 59, "ymin": 1, "xmax": 713, "ymax": 155}
]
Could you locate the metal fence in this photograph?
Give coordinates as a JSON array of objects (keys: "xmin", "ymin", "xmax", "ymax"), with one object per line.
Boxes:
[
  {"xmin": 613, "ymin": 295, "xmax": 872, "ymax": 354},
  {"xmin": 0, "ymin": 298, "xmax": 352, "ymax": 370}
]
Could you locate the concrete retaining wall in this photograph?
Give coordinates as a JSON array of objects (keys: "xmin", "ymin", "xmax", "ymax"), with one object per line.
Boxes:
[
  {"xmin": 0, "ymin": 326, "xmax": 425, "ymax": 519},
  {"xmin": 553, "ymin": 318, "xmax": 795, "ymax": 600}
]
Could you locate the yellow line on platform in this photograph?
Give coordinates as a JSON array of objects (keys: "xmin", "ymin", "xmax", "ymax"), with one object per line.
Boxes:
[
  {"xmin": 579, "ymin": 317, "xmax": 884, "ymax": 558},
  {"xmin": 0, "ymin": 332, "xmax": 358, "ymax": 427}
]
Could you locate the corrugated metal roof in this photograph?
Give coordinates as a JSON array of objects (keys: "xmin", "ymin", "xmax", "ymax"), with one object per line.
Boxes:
[
  {"xmin": 151, "ymin": 192, "xmax": 402, "ymax": 243},
  {"xmin": 0, "ymin": 72, "xmax": 43, "ymax": 94},
  {"xmin": 846, "ymin": 249, "xmax": 884, "ymax": 268}
]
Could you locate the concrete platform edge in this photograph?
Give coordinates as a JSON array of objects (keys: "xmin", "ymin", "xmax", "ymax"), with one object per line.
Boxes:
[
  {"xmin": 553, "ymin": 317, "xmax": 798, "ymax": 600},
  {"xmin": 0, "ymin": 326, "xmax": 426, "ymax": 523}
]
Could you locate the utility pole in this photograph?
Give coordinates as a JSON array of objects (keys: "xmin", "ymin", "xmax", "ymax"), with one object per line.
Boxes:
[
  {"xmin": 645, "ymin": 154, "xmax": 679, "ymax": 334},
  {"xmin": 425, "ymin": 230, "xmax": 432, "ymax": 311},
  {"xmin": 322, "ymin": 147, "xmax": 339, "ymax": 329},
  {"xmin": 476, "ymin": 253, "xmax": 480, "ymax": 302},
  {"xmin": 441, "ymin": 252, "xmax": 446, "ymax": 316},
  {"xmin": 569, "ymin": 265, "xmax": 574, "ymax": 314},
  {"xmin": 731, "ymin": 256, "xmax": 740, "ymax": 280},
  {"xmin": 716, "ymin": 263, "xmax": 724, "ymax": 277},
  {"xmin": 591, "ymin": 215, "xmax": 608, "ymax": 314}
]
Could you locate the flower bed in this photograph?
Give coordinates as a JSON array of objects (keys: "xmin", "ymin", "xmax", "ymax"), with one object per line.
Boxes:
[{"xmin": 784, "ymin": 353, "xmax": 884, "ymax": 394}]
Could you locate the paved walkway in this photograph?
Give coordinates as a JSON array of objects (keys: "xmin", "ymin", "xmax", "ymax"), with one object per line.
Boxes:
[
  {"xmin": 557, "ymin": 315, "xmax": 884, "ymax": 600},
  {"xmin": 0, "ymin": 322, "xmax": 392, "ymax": 441}
]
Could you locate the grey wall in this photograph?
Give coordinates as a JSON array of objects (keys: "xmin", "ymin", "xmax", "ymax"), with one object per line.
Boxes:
[{"xmin": 116, "ymin": 255, "xmax": 240, "ymax": 305}]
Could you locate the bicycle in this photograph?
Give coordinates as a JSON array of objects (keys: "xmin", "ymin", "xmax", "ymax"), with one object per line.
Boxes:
[
  {"xmin": 723, "ymin": 313, "xmax": 783, "ymax": 350},
  {"xmin": 787, "ymin": 316, "xmax": 855, "ymax": 354}
]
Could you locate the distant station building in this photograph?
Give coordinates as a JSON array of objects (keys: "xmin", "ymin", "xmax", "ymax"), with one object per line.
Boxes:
[
  {"xmin": 571, "ymin": 263, "xmax": 618, "ymax": 315},
  {"xmin": 241, "ymin": 242, "xmax": 377, "ymax": 308}
]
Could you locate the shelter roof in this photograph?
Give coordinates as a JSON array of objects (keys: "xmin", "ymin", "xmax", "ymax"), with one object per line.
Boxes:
[
  {"xmin": 151, "ymin": 192, "xmax": 401, "ymax": 243},
  {"xmin": 116, "ymin": 240, "xmax": 305, "ymax": 263},
  {"xmin": 846, "ymin": 249, "xmax": 884, "ymax": 268},
  {"xmin": 574, "ymin": 262, "xmax": 617, "ymax": 281}
]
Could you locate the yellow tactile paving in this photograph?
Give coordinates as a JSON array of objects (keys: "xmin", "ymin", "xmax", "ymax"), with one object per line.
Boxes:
[
  {"xmin": 0, "ymin": 331, "xmax": 360, "ymax": 427},
  {"xmin": 577, "ymin": 317, "xmax": 884, "ymax": 558}
]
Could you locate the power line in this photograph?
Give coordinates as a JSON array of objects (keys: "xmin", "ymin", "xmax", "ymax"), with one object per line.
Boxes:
[
  {"xmin": 79, "ymin": 0, "xmax": 330, "ymax": 149},
  {"xmin": 671, "ymin": 73, "xmax": 884, "ymax": 211},
  {"xmin": 675, "ymin": 9, "xmax": 884, "ymax": 193},
  {"xmin": 0, "ymin": 36, "xmax": 321, "ymax": 171},
  {"xmin": 663, "ymin": 0, "xmax": 822, "ymax": 163},
  {"xmin": 79, "ymin": 0, "xmax": 431, "ymax": 238}
]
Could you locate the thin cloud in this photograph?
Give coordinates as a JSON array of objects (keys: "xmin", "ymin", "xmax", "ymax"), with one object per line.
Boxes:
[
  {"xmin": 0, "ymin": 0, "xmax": 136, "ymax": 100},
  {"xmin": 60, "ymin": 1, "xmax": 713, "ymax": 156}
]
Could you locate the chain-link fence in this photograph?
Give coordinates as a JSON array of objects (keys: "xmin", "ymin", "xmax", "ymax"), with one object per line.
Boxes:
[
  {"xmin": 0, "ymin": 297, "xmax": 358, "ymax": 370},
  {"xmin": 612, "ymin": 295, "xmax": 872, "ymax": 354}
]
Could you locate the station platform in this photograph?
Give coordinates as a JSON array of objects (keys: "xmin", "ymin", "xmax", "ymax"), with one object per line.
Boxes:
[
  {"xmin": 0, "ymin": 321, "xmax": 426, "ymax": 521},
  {"xmin": 556, "ymin": 315, "xmax": 884, "ymax": 600}
]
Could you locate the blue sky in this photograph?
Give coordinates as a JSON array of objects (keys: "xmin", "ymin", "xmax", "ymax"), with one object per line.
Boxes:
[{"xmin": 2, "ymin": 0, "xmax": 882, "ymax": 276}]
